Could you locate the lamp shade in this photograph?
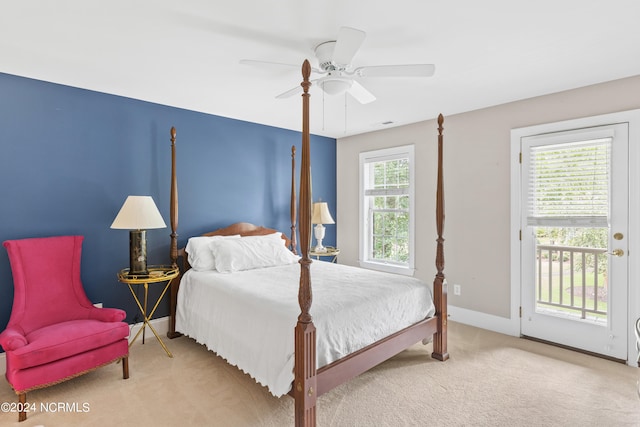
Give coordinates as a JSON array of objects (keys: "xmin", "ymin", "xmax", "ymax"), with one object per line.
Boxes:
[
  {"xmin": 110, "ymin": 196, "xmax": 166, "ymax": 230},
  {"xmin": 311, "ymin": 202, "xmax": 335, "ymax": 225}
]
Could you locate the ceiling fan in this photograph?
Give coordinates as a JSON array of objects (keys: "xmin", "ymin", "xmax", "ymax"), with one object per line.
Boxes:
[{"xmin": 240, "ymin": 27, "xmax": 435, "ymax": 104}]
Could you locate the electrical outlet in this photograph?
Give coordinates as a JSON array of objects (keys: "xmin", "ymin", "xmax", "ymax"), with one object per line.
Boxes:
[
  {"xmin": 453, "ymin": 284, "xmax": 461, "ymax": 296},
  {"xmin": 93, "ymin": 302, "xmax": 103, "ymax": 308}
]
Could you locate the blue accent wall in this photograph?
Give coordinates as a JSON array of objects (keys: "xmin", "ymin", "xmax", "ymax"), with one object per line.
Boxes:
[{"xmin": 0, "ymin": 73, "xmax": 336, "ymax": 343}]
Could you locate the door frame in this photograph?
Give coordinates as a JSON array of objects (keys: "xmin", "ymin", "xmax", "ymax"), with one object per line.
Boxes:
[{"xmin": 510, "ymin": 109, "xmax": 640, "ymax": 366}]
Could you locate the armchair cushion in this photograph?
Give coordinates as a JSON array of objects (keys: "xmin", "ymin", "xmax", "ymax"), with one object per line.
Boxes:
[{"xmin": 10, "ymin": 319, "xmax": 129, "ymax": 371}]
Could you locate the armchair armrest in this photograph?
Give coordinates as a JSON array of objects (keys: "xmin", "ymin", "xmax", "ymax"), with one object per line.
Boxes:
[
  {"xmin": 88, "ymin": 307, "xmax": 126, "ymax": 323},
  {"xmin": 0, "ymin": 327, "xmax": 28, "ymax": 351}
]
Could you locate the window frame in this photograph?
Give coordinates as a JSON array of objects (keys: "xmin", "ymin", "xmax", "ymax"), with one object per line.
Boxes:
[{"xmin": 359, "ymin": 144, "xmax": 415, "ymax": 276}]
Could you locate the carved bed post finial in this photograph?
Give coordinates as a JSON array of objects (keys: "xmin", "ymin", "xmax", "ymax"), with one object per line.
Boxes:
[
  {"xmin": 432, "ymin": 113, "xmax": 449, "ymax": 361},
  {"xmin": 291, "ymin": 145, "xmax": 298, "ymax": 255},
  {"xmin": 294, "ymin": 59, "xmax": 317, "ymax": 427}
]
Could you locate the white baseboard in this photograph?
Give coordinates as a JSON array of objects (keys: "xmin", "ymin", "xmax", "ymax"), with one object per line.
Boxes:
[
  {"xmin": 0, "ymin": 317, "xmax": 171, "ymax": 377},
  {"xmin": 1, "ymin": 312, "xmax": 518, "ymax": 378},
  {"xmin": 128, "ymin": 316, "xmax": 170, "ymax": 344},
  {"xmin": 448, "ymin": 305, "xmax": 520, "ymax": 337}
]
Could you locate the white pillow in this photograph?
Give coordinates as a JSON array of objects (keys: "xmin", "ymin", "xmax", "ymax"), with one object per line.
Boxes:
[
  {"xmin": 210, "ymin": 233, "xmax": 299, "ymax": 273},
  {"xmin": 185, "ymin": 235, "xmax": 240, "ymax": 271}
]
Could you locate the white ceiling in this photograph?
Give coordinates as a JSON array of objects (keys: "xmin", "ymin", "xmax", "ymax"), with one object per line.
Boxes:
[{"xmin": 2, "ymin": 1, "xmax": 640, "ymax": 138}]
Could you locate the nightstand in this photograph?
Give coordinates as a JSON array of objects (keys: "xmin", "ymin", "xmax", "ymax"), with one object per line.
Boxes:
[
  {"xmin": 310, "ymin": 246, "xmax": 340, "ymax": 263},
  {"xmin": 117, "ymin": 265, "xmax": 179, "ymax": 357}
]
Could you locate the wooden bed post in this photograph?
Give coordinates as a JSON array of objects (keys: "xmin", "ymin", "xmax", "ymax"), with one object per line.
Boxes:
[
  {"xmin": 294, "ymin": 59, "xmax": 317, "ymax": 427},
  {"xmin": 290, "ymin": 145, "xmax": 298, "ymax": 255},
  {"xmin": 168, "ymin": 126, "xmax": 181, "ymax": 339},
  {"xmin": 432, "ymin": 114, "xmax": 449, "ymax": 361}
]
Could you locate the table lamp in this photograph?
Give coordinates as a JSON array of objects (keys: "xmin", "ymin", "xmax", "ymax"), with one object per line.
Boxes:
[
  {"xmin": 311, "ymin": 202, "xmax": 335, "ymax": 253},
  {"xmin": 111, "ymin": 195, "xmax": 166, "ymax": 276}
]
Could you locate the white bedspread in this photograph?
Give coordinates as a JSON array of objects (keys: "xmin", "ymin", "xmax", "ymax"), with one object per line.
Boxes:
[{"xmin": 175, "ymin": 261, "xmax": 435, "ymax": 397}]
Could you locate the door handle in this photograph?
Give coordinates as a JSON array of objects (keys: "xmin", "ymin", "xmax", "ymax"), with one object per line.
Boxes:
[{"xmin": 609, "ymin": 249, "xmax": 624, "ymax": 257}]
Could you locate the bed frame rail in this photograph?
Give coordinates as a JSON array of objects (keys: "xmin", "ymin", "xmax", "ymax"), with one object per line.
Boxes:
[{"xmin": 315, "ymin": 316, "xmax": 438, "ymax": 396}]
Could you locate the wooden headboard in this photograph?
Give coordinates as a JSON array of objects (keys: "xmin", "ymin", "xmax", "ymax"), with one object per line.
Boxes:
[{"xmin": 202, "ymin": 222, "xmax": 292, "ymax": 249}]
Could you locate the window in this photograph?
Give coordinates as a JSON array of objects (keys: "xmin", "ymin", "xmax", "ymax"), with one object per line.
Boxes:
[{"xmin": 359, "ymin": 145, "xmax": 415, "ymax": 275}]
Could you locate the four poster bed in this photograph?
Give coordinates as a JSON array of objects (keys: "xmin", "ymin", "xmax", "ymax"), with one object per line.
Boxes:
[{"xmin": 166, "ymin": 60, "xmax": 448, "ymax": 425}]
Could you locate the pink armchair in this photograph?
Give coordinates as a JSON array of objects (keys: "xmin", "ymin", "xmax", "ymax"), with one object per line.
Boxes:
[{"xmin": 0, "ymin": 235, "xmax": 129, "ymax": 422}]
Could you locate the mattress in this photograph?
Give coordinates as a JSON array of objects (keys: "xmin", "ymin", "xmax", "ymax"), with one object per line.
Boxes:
[{"xmin": 175, "ymin": 260, "xmax": 435, "ymax": 396}]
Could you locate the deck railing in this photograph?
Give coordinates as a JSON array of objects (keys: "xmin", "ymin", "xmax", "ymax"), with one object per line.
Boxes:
[{"xmin": 536, "ymin": 244, "xmax": 607, "ymax": 320}]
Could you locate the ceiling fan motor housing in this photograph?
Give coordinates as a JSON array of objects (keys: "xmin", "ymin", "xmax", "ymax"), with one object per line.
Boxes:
[{"xmin": 315, "ymin": 41, "xmax": 341, "ymax": 71}]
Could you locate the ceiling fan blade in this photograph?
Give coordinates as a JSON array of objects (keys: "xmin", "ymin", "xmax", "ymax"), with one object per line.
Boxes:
[
  {"xmin": 347, "ymin": 81, "xmax": 376, "ymax": 104},
  {"xmin": 277, "ymin": 77, "xmax": 324, "ymax": 99},
  {"xmin": 354, "ymin": 64, "xmax": 436, "ymax": 78},
  {"xmin": 241, "ymin": 59, "xmax": 325, "ymax": 75},
  {"xmin": 332, "ymin": 27, "xmax": 366, "ymax": 67},
  {"xmin": 275, "ymin": 85, "xmax": 303, "ymax": 99},
  {"xmin": 240, "ymin": 59, "xmax": 298, "ymax": 69}
]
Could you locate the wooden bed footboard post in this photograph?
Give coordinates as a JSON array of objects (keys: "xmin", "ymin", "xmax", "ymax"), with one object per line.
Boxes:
[
  {"xmin": 432, "ymin": 275, "xmax": 448, "ymax": 360},
  {"xmin": 294, "ymin": 261, "xmax": 317, "ymax": 426},
  {"xmin": 294, "ymin": 59, "xmax": 317, "ymax": 427},
  {"xmin": 432, "ymin": 114, "xmax": 449, "ymax": 361}
]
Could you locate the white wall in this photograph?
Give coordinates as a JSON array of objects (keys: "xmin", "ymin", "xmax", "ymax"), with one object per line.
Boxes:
[{"xmin": 337, "ymin": 74, "xmax": 640, "ymax": 330}]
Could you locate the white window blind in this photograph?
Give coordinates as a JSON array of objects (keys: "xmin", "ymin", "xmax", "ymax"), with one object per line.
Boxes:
[
  {"xmin": 364, "ymin": 157, "xmax": 409, "ymax": 198},
  {"xmin": 527, "ymin": 137, "xmax": 612, "ymax": 227}
]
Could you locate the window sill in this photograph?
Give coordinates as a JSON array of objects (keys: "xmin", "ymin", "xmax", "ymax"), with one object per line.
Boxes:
[{"xmin": 358, "ymin": 260, "xmax": 415, "ymax": 276}]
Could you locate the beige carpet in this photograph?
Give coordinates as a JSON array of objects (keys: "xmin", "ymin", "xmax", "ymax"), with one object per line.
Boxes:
[{"xmin": 1, "ymin": 321, "xmax": 638, "ymax": 426}]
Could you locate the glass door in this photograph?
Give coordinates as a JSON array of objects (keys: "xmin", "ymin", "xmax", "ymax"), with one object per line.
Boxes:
[{"xmin": 520, "ymin": 123, "xmax": 628, "ymax": 360}]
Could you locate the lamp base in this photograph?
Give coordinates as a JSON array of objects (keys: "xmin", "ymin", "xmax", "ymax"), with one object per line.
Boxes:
[
  {"xmin": 314, "ymin": 242, "xmax": 328, "ymax": 253},
  {"xmin": 314, "ymin": 223, "xmax": 328, "ymax": 253},
  {"xmin": 128, "ymin": 230, "xmax": 148, "ymax": 276}
]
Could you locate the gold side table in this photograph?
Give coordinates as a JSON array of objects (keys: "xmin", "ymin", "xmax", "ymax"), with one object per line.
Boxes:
[
  {"xmin": 310, "ymin": 246, "xmax": 340, "ymax": 263},
  {"xmin": 118, "ymin": 265, "xmax": 179, "ymax": 358}
]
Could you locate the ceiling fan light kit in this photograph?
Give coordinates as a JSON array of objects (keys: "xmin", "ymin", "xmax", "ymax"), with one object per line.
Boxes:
[{"xmin": 318, "ymin": 74, "xmax": 353, "ymax": 95}]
